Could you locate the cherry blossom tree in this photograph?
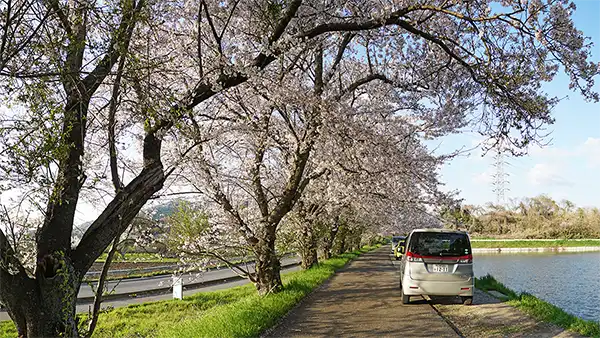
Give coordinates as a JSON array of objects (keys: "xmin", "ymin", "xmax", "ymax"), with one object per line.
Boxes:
[{"xmin": 0, "ymin": 0, "xmax": 598, "ymax": 335}]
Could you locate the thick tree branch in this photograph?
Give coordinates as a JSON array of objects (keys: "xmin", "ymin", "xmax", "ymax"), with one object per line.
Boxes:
[
  {"xmin": 268, "ymin": 146, "xmax": 312, "ymax": 226},
  {"xmin": 201, "ymin": 0, "xmax": 222, "ymax": 55},
  {"xmin": 0, "ymin": 228, "xmax": 26, "ymax": 276},
  {"xmin": 395, "ymin": 19, "xmax": 480, "ymax": 84},
  {"xmin": 299, "ymin": 7, "xmax": 416, "ymax": 39},
  {"xmin": 43, "ymin": 0, "xmax": 72, "ymax": 36},
  {"xmin": 195, "ymin": 147, "xmax": 259, "ymax": 245},
  {"xmin": 252, "ymin": 135, "xmax": 270, "ymax": 218},
  {"xmin": 184, "ymin": 248, "xmax": 252, "ymax": 280},
  {"xmin": 83, "ymin": 0, "xmax": 145, "ymax": 93},
  {"xmin": 337, "ymin": 73, "xmax": 425, "ymax": 100},
  {"xmin": 323, "ymin": 32, "xmax": 353, "ymax": 85},
  {"xmin": 108, "ymin": 55, "xmax": 127, "ymax": 192},
  {"xmin": 175, "ymin": 0, "xmax": 303, "ymax": 116},
  {"xmin": 72, "ymin": 132, "xmax": 165, "ymax": 274},
  {"xmin": 314, "ymin": 44, "xmax": 324, "ymax": 95}
]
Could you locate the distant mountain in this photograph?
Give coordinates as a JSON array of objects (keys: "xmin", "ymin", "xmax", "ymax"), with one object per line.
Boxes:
[
  {"xmin": 71, "ymin": 221, "xmax": 92, "ymax": 247},
  {"xmin": 147, "ymin": 199, "xmax": 184, "ymax": 221}
]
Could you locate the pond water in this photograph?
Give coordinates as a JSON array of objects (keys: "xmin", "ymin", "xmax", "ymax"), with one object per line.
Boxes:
[{"xmin": 473, "ymin": 251, "xmax": 600, "ymax": 323}]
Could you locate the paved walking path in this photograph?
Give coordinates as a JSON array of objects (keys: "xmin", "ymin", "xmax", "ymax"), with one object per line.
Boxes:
[{"xmin": 264, "ymin": 247, "xmax": 459, "ymax": 337}]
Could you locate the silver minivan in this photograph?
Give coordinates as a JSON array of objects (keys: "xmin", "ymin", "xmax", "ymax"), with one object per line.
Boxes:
[{"xmin": 399, "ymin": 229, "xmax": 474, "ymax": 305}]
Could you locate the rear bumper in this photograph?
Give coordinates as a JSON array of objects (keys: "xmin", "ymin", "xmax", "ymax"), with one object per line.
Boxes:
[{"xmin": 402, "ymin": 277, "xmax": 474, "ymax": 297}]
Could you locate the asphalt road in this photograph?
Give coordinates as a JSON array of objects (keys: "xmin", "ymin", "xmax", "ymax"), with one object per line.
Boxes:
[{"xmin": 0, "ymin": 257, "xmax": 300, "ymax": 322}]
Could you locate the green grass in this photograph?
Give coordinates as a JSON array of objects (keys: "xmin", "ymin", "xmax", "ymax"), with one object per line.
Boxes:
[
  {"xmin": 0, "ymin": 322, "xmax": 16, "ymax": 338},
  {"xmin": 476, "ymin": 274, "xmax": 600, "ymax": 337},
  {"xmin": 470, "ymin": 239, "xmax": 600, "ymax": 248},
  {"xmin": 96, "ymin": 252, "xmax": 180, "ymax": 263},
  {"xmin": 475, "ymin": 274, "xmax": 519, "ymax": 299},
  {"xmin": 0, "ymin": 244, "xmax": 380, "ymax": 338}
]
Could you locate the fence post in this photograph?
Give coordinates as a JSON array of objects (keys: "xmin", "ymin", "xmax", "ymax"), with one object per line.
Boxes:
[{"xmin": 173, "ymin": 274, "xmax": 183, "ymax": 300}]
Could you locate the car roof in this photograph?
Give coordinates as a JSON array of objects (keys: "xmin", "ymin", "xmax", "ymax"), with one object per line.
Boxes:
[{"xmin": 410, "ymin": 228, "xmax": 468, "ymax": 235}]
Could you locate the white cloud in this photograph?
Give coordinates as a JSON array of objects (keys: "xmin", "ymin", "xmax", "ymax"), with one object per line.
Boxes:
[
  {"xmin": 581, "ymin": 137, "xmax": 600, "ymax": 168},
  {"xmin": 529, "ymin": 144, "xmax": 574, "ymax": 158},
  {"xmin": 472, "ymin": 168, "xmax": 494, "ymax": 184},
  {"xmin": 527, "ymin": 163, "xmax": 572, "ymax": 187},
  {"xmin": 527, "ymin": 138, "xmax": 600, "ymax": 167}
]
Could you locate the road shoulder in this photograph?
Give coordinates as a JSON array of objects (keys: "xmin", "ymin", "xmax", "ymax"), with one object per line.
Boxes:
[{"xmin": 430, "ymin": 289, "xmax": 584, "ymax": 338}]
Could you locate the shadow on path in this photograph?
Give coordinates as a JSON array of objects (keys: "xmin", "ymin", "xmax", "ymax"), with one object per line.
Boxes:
[{"xmin": 263, "ymin": 248, "xmax": 459, "ymax": 338}]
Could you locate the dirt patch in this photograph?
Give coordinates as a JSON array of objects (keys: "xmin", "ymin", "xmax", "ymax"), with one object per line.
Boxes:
[{"xmin": 430, "ymin": 289, "xmax": 584, "ymax": 338}]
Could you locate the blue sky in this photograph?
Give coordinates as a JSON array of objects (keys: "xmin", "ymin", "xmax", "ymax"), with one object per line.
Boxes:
[{"xmin": 432, "ymin": 0, "xmax": 600, "ymax": 208}]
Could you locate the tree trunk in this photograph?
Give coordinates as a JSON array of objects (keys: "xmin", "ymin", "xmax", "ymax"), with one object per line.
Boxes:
[
  {"xmin": 253, "ymin": 224, "xmax": 283, "ymax": 295},
  {"xmin": 334, "ymin": 225, "xmax": 349, "ymax": 255},
  {"xmin": 300, "ymin": 221, "xmax": 318, "ymax": 270},
  {"xmin": 351, "ymin": 228, "xmax": 363, "ymax": 251},
  {"xmin": 2, "ymin": 254, "xmax": 82, "ymax": 338},
  {"xmin": 323, "ymin": 218, "xmax": 339, "ymax": 259}
]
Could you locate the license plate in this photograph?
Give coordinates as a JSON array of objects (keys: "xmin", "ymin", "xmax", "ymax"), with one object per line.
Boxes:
[{"xmin": 431, "ymin": 264, "xmax": 449, "ymax": 273}]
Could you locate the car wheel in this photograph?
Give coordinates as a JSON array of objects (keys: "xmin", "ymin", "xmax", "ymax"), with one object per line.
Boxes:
[
  {"xmin": 401, "ymin": 287, "xmax": 410, "ymax": 304},
  {"xmin": 461, "ymin": 296, "xmax": 473, "ymax": 305}
]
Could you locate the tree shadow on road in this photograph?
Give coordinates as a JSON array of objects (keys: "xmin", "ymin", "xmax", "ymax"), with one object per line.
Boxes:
[{"xmin": 427, "ymin": 294, "xmax": 500, "ymax": 306}]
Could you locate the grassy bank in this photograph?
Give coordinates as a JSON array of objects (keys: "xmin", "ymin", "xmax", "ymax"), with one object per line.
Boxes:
[
  {"xmin": 470, "ymin": 239, "xmax": 600, "ymax": 248},
  {"xmin": 96, "ymin": 252, "xmax": 180, "ymax": 263},
  {"xmin": 0, "ymin": 245, "xmax": 380, "ymax": 338},
  {"xmin": 86, "ymin": 254, "xmax": 298, "ymax": 282},
  {"xmin": 476, "ymin": 275, "xmax": 600, "ymax": 337}
]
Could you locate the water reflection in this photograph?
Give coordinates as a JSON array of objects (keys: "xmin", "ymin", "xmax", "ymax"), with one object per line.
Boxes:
[{"xmin": 473, "ymin": 251, "xmax": 600, "ymax": 323}]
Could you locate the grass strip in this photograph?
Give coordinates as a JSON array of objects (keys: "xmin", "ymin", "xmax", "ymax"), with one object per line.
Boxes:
[
  {"xmin": 85, "ymin": 256, "xmax": 276, "ymax": 282},
  {"xmin": 96, "ymin": 252, "xmax": 180, "ymax": 263},
  {"xmin": 0, "ymin": 245, "xmax": 380, "ymax": 338},
  {"xmin": 470, "ymin": 239, "xmax": 600, "ymax": 248},
  {"xmin": 475, "ymin": 274, "xmax": 600, "ymax": 337}
]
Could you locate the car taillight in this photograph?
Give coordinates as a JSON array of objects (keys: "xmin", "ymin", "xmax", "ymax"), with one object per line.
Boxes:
[
  {"xmin": 458, "ymin": 255, "xmax": 473, "ymax": 264},
  {"xmin": 406, "ymin": 251, "xmax": 423, "ymax": 262}
]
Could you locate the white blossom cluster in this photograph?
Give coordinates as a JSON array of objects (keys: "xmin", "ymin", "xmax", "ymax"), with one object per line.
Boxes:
[{"xmin": 0, "ymin": 0, "xmax": 597, "ymax": 284}]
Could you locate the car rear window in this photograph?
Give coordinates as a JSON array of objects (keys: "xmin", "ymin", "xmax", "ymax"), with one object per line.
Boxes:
[{"xmin": 408, "ymin": 232, "xmax": 470, "ymax": 257}]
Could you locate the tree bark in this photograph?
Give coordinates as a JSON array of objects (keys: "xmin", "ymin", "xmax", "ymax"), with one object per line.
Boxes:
[
  {"xmin": 334, "ymin": 225, "xmax": 347, "ymax": 255},
  {"xmin": 253, "ymin": 223, "xmax": 282, "ymax": 295},
  {"xmin": 300, "ymin": 221, "xmax": 318, "ymax": 270},
  {"xmin": 323, "ymin": 217, "xmax": 339, "ymax": 259},
  {"xmin": 2, "ymin": 256, "xmax": 82, "ymax": 338}
]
